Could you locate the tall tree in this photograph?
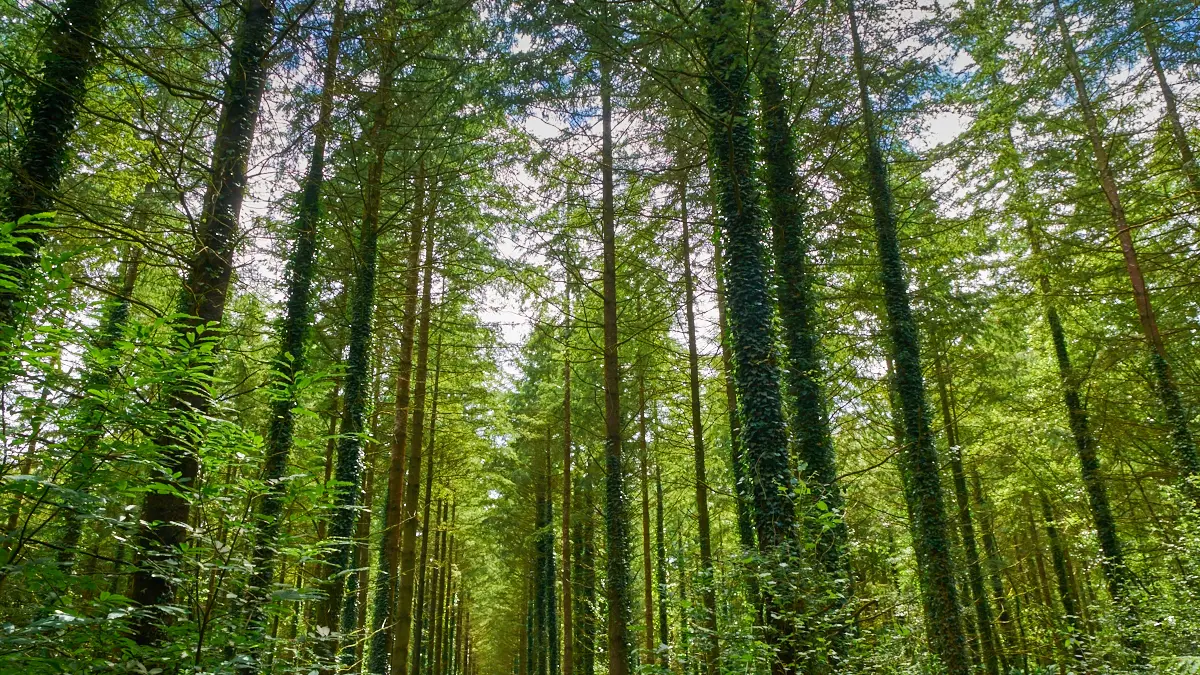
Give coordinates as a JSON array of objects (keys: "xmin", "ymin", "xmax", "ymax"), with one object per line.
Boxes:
[
  {"xmin": 391, "ymin": 212, "xmax": 438, "ymax": 675},
  {"xmin": 1051, "ymin": 0, "xmax": 1200, "ymax": 506},
  {"xmin": 753, "ymin": 0, "xmax": 845, "ymax": 579},
  {"xmin": 598, "ymin": 43, "xmax": 633, "ymax": 675},
  {"xmin": 678, "ymin": 174, "xmax": 717, "ymax": 675},
  {"xmin": 317, "ymin": 19, "xmax": 401, "ymax": 657},
  {"xmin": 128, "ymin": 0, "xmax": 277, "ymax": 647},
  {"xmin": 702, "ymin": 0, "xmax": 801, "ymax": 669},
  {"xmin": 370, "ymin": 166, "xmax": 428, "ymax": 673},
  {"xmin": 244, "ymin": 0, "xmax": 345, "ymax": 652},
  {"xmin": 412, "ymin": 335, "xmax": 444, "ymax": 675},
  {"xmin": 560, "ymin": 279, "xmax": 574, "ymax": 675},
  {"xmin": 847, "ymin": 1, "xmax": 969, "ymax": 672}
]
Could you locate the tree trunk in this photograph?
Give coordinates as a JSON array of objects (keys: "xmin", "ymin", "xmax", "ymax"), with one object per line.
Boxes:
[
  {"xmin": 245, "ymin": 0, "xmax": 344, "ymax": 650},
  {"xmin": 1134, "ymin": 2, "xmax": 1200, "ymax": 201},
  {"xmin": 933, "ymin": 349, "xmax": 1000, "ymax": 675},
  {"xmin": 574, "ymin": 462, "xmax": 596, "ymax": 675},
  {"xmin": 353, "ymin": 450, "xmax": 376, "ymax": 669},
  {"xmin": 315, "ymin": 27, "xmax": 398, "ymax": 656},
  {"xmin": 1052, "ymin": 0, "xmax": 1200, "ymax": 504},
  {"xmin": 639, "ymin": 374, "xmax": 655, "ymax": 665},
  {"xmin": 971, "ymin": 471, "xmax": 1016, "ymax": 672},
  {"xmin": 702, "ymin": 0, "xmax": 800, "ymax": 668},
  {"xmin": 654, "ymin": 465, "xmax": 669, "ymax": 658},
  {"xmin": 129, "ymin": 0, "xmax": 276, "ymax": 646},
  {"xmin": 0, "ymin": 0, "xmax": 107, "ymax": 337},
  {"xmin": 712, "ymin": 242, "xmax": 755, "ymax": 557},
  {"xmin": 561, "ymin": 280, "xmax": 574, "ymax": 675},
  {"xmin": 598, "ymin": 48, "xmax": 633, "ymax": 675},
  {"xmin": 430, "ymin": 502, "xmax": 449, "ymax": 675},
  {"xmin": 753, "ymin": 0, "xmax": 845, "ymax": 582},
  {"xmin": 391, "ymin": 218, "xmax": 438, "ymax": 675},
  {"xmin": 370, "ymin": 165, "xmax": 428, "ymax": 674},
  {"xmin": 847, "ymin": 2, "xmax": 968, "ymax": 671},
  {"xmin": 412, "ymin": 337, "xmax": 444, "ymax": 675},
  {"xmin": 679, "ymin": 177, "xmax": 717, "ymax": 675}
]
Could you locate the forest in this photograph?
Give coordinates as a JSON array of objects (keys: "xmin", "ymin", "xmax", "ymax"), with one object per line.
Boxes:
[{"xmin": 1, "ymin": 0, "xmax": 1198, "ymax": 671}]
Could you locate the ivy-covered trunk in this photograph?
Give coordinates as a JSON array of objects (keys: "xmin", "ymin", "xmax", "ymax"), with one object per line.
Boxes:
[
  {"xmin": 1052, "ymin": 0, "xmax": 1200, "ymax": 507},
  {"xmin": 245, "ymin": 0, "xmax": 345, "ymax": 651},
  {"xmin": 129, "ymin": 0, "xmax": 276, "ymax": 647},
  {"xmin": 316, "ymin": 23, "xmax": 400, "ymax": 662},
  {"xmin": 679, "ymin": 178, "xmax": 717, "ymax": 675},
  {"xmin": 703, "ymin": 0, "xmax": 800, "ymax": 669},
  {"xmin": 847, "ymin": 1, "xmax": 968, "ymax": 672},
  {"xmin": 713, "ymin": 241, "xmax": 755, "ymax": 556},
  {"xmin": 0, "ymin": 0, "xmax": 107, "ymax": 341},
  {"xmin": 752, "ymin": 0, "xmax": 845, "ymax": 581}
]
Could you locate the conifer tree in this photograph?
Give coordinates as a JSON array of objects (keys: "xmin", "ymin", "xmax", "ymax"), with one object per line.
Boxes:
[
  {"xmin": 1051, "ymin": 0, "xmax": 1200, "ymax": 507},
  {"xmin": 245, "ymin": 1, "xmax": 345, "ymax": 653},
  {"xmin": 847, "ymin": 1, "xmax": 968, "ymax": 671},
  {"xmin": 129, "ymin": 0, "xmax": 277, "ymax": 646},
  {"xmin": 702, "ymin": 0, "xmax": 801, "ymax": 668}
]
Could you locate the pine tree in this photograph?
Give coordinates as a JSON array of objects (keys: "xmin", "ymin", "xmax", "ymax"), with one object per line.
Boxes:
[
  {"xmin": 1052, "ymin": 0, "xmax": 1200, "ymax": 507},
  {"xmin": 847, "ymin": 1, "xmax": 969, "ymax": 671},
  {"xmin": 129, "ymin": 0, "xmax": 277, "ymax": 646},
  {"xmin": 244, "ymin": 1, "xmax": 345, "ymax": 654},
  {"xmin": 703, "ymin": 0, "xmax": 801, "ymax": 669}
]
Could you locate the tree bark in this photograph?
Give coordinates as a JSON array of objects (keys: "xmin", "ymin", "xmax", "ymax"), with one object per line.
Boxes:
[
  {"xmin": 245, "ymin": 0, "xmax": 344, "ymax": 650},
  {"xmin": 561, "ymin": 279, "xmax": 574, "ymax": 675},
  {"xmin": 412, "ymin": 336, "xmax": 444, "ymax": 675},
  {"xmin": 639, "ymin": 374, "xmax": 657, "ymax": 666},
  {"xmin": 0, "ymin": 0, "xmax": 107, "ymax": 338},
  {"xmin": 391, "ymin": 216, "xmax": 438, "ymax": 675},
  {"xmin": 129, "ymin": 0, "xmax": 276, "ymax": 646},
  {"xmin": 598, "ymin": 47, "xmax": 633, "ymax": 675},
  {"xmin": 847, "ymin": 1, "xmax": 968, "ymax": 671},
  {"xmin": 679, "ymin": 177, "xmax": 717, "ymax": 675},
  {"xmin": 753, "ymin": 0, "xmax": 845, "ymax": 582},
  {"xmin": 712, "ymin": 242, "xmax": 755, "ymax": 556},
  {"xmin": 702, "ymin": 0, "xmax": 800, "ymax": 668},
  {"xmin": 370, "ymin": 164, "xmax": 428, "ymax": 674},
  {"xmin": 1052, "ymin": 0, "xmax": 1200, "ymax": 504}
]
